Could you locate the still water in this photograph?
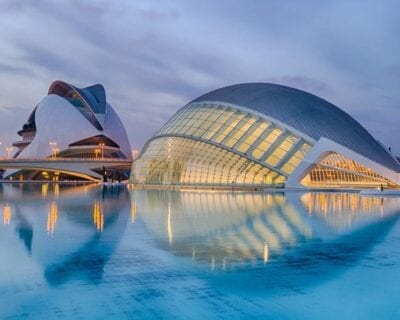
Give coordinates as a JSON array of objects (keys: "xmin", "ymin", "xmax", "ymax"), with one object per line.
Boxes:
[{"xmin": 0, "ymin": 184, "xmax": 400, "ymax": 319}]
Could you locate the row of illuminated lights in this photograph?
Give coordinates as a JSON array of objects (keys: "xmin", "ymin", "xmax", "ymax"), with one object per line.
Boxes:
[
  {"xmin": 1, "ymin": 201, "xmax": 138, "ymax": 233},
  {"xmin": 154, "ymin": 104, "xmax": 311, "ymax": 175},
  {"xmin": 48, "ymin": 141, "xmax": 107, "ymax": 159},
  {"xmin": 3, "ymin": 139, "xmax": 137, "ymax": 160}
]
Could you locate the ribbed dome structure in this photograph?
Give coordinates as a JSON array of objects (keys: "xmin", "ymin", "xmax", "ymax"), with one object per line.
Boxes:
[
  {"xmin": 191, "ymin": 83, "xmax": 399, "ymax": 172},
  {"xmin": 131, "ymin": 82, "xmax": 400, "ymax": 189}
]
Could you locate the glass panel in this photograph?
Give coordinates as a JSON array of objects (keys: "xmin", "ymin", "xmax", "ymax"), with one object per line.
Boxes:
[
  {"xmin": 301, "ymin": 152, "xmax": 397, "ymax": 188},
  {"xmin": 131, "ymin": 136, "xmax": 286, "ymax": 186},
  {"xmin": 252, "ymin": 128, "xmax": 282, "ymax": 159}
]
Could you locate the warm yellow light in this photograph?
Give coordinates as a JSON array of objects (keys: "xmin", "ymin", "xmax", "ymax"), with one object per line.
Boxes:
[
  {"xmin": 54, "ymin": 183, "xmax": 59, "ymax": 198},
  {"xmin": 47, "ymin": 201, "xmax": 58, "ymax": 236},
  {"xmin": 3, "ymin": 204, "xmax": 11, "ymax": 225},
  {"xmin": 93, "ymin": 200, "xmax": 104, "ymax": 232},
  {"xmin": 41, "ymin": 183, "xmax": 49, "ymax": 198},
  {"xmin": 131, "ymin": 200, "xmax": 137, "ymax": 223},
  {"xmin": 98, "ymin": 143, "xmax": 105, "ymax": 159},
  {"xmin": 167, "ymin": 203, "xmax": 172, "ymax": 245},
  {"xmin": 263, "ymin": 242, "xmax": 269, "ymax": 263}
]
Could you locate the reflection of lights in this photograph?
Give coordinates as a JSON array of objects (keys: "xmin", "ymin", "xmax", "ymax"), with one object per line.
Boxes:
[
  {"xmin": 263, "ymin": 242, "xmax": 269, "ymax": 263},
  {"xmin": 211, "ymin": 256, "xmax": 215, "ymax": 271},
  {"xmin": 167, "ymin": 202, "xmax": 172, "ymax": 244},
  {"xmin": 3, "ymin": 204, "xmax": 11, "ymax": 225},
  {"xmin": 41, "ymin": 183, "xmax": 49, "ymax": 198},
  {"xmin": 131, "ymin": 200, "xmax": 137, "ymax": 224},
  {"xmin": 192, "ymin": 247, "xmax": 196, "ymax": 260},
  {"xmin": 301, "ymin": 192, "xmax": 388, "ymax": 228},
  {"xmin": 93, "ymin": 200, "xmax": 104, "ymax": 232},
  {"xmin": 54, "ymin": 183, "xmax": 59, "ymax": 198},
  {"xmin": 47, "ymin": 201, "xmax": 58, "ymax": 235}
]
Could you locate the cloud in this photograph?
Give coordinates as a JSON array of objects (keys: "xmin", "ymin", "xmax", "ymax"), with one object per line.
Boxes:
[{"xmin": 0, "ymin": 0, "xmax": 399, "ymax": 153}]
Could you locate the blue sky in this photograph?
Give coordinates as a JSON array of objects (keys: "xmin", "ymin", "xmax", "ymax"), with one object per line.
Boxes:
[{"xmin": 0, "ymin": 0, "xmax": 399, "ymax": 154}]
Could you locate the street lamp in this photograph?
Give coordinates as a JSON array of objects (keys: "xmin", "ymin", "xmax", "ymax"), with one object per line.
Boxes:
[
  {"xmin": 49, "ymin": 141, "xmax": 57, "ymax": 158},
  {"xmin": 53, "ymin": 147, "xmax": 59, "ymax": 159},
  {"xmin": 99, "ymin": 143, "xmax": 105, "ymax": 160},
  {"xmin": 6, "ymin": 147, "xmax": 13, "ymax": 158}
]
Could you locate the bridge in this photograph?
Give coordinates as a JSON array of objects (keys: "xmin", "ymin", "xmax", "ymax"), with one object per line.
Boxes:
[{"xmin": 0, "ymin": 158, "xmax": 132, "ymax": 181}]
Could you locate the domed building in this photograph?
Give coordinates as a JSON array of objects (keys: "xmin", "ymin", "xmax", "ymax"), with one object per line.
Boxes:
[
  {"xmin": 5, "ymin": 80, "xmax": 132, "ymax": 181},
  {"xmin": 130, "ymin": 83, "xmax": 400, "ymax": 189}
]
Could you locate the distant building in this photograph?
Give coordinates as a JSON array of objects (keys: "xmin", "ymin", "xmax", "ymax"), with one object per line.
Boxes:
[
  {"xmin": 130, "ymin": 83, "xmax": 400, "ymax": 189},
  {"xmin": 5, "ymin": 80, "xmax": 131, "ymax": 181}
]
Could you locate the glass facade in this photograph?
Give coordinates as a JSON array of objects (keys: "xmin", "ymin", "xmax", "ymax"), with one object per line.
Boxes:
[
  {"xmin": 130, "ymin": 82, "xmax": 400, "ymax": 189},
  {"xmin": 131, "ymin": 137, "xmax": 285, "ymax": 186},
  {"xmin": 132, "ymin": 102, "xmax": 313, "ymax": 186},
  {"xmin": 301, "ymin": 152, "xmax": 398, "ymax": 188}
]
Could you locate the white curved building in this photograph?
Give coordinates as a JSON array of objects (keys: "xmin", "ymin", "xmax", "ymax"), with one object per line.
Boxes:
[
  {"xmin": 5, "ymin": 80, "xmax": 132, "ymax": 181},
  {"xmin": 131, "ymin": 83, "xmax": 400, "ymax": 189}
]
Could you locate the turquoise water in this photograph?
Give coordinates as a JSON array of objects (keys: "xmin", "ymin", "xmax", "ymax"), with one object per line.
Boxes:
[{"xmin": 1, "ymin": 184, "xmax": 400, "ymax": 319}]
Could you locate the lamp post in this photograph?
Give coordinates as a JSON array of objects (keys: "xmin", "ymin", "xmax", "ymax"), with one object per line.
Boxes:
[
  {"xmin": 6, "ymin": 147, "xmax": 13, "ymax": 158},
  {"xmin": 99, "ymin": 143, "xmax": 105, "ymax": 160},
  {"xmin": 49, "ymin": 141, "xmax": 57, "ymax": 158},
  {"xmin": 53, "ymin": 147, "xmax": 59, "ymax": 159}
]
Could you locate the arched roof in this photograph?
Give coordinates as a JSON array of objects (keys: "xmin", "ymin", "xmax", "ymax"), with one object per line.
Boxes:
[
  {"xmin": 190, "ymin": 83, "xmax": 400, "ymax": 172},
  {"xmin": 48, "ymin": 80, "xmax": 106, "ymax": 130}
]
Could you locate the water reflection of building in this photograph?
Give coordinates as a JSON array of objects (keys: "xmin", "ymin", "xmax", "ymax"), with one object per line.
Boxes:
[
  {"xmin": 300, "ymin": 192, "xmax": 399, "ymax": 228},
  {"xmin": 1, "ymin": 184, "xmax": 130, "ymax": 286},
  {"xmin": 134, "ymin": 190, "xmax": 313, "ymax": 268},
  {"xmin": 133, "ymin": 190, "xmax": 400, "ymax": 269}
]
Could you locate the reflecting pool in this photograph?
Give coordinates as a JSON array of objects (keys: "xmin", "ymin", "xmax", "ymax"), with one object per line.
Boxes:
[{"xmin": 1, "ymin": 184, "xmax": 400, "ymax": 319}]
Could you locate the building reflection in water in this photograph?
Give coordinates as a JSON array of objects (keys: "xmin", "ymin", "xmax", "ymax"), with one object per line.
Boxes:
[
  {"xmin": 131, "ymin": 190, "xmax": 400, "ymax": 270},
  {"xmin": 0, "ymin": 183, "xmax": 130, "ymax": 286},
  {"xmin": 300, "ymin": 192, "xmax": 394, "ymax": 228},
  {"xmin": 133, "ymin": 190, "xmax": 312, "ymax": 268}
]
